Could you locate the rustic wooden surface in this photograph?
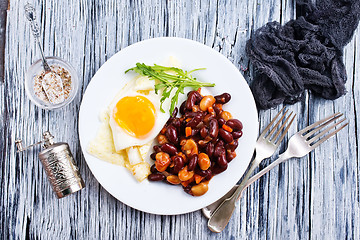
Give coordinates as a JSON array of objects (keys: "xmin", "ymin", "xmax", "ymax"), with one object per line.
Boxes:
[
  {"xmin": 0, "ymin": 0, "xmax": 8, "ymax": 82},
  {"xmin": 1, "ymin": 0, "xmax": 359, "ymax": 239}
]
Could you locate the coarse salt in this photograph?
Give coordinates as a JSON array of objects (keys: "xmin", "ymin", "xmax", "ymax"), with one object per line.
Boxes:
[
  {"xmin": 42, "ymin": 72, "xmax": 65, "ymax": 104},
  {"xmin": 34, "ymin": 65, "xmax": 72, "ymax": 104}
]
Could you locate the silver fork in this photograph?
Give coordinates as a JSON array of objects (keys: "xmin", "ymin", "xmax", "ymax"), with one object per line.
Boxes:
[
  {"xmin": 207, "ymin": 112, "xmax": 348, "ymax": 233},
  {"xmin": 202, "ymin": 107, "xmax": 296, "ymax": 218}
]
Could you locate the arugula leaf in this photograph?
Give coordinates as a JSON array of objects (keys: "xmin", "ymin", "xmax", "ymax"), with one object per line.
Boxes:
[{"xmin": 125, "ymin": 63, "xmax": 215, "ymax": 114}]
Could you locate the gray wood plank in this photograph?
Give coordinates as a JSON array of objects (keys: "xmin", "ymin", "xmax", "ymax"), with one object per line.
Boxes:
[
  {"xmin": 0, "ymin": 0, "xmax": 8, "ymax": 82},
  {"xmin": 1, "ymin": 0, "xmax": 359, "ymax": 239}
]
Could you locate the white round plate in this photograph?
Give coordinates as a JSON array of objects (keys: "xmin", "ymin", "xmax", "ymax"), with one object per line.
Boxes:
[{"xmin": 79, "ymin": 37, "xmax": 258, "ymax": 215}]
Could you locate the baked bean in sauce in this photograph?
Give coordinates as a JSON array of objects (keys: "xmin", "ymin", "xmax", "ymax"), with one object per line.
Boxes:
[{"xmin": 148, "ymin": 90, "xmax": 243, "ymax": 196}]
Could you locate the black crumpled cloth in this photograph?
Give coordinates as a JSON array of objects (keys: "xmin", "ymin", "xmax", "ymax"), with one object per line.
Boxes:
[{"xmin": 246, "ymin": 0, "xmax": 360, "ymax": 109}]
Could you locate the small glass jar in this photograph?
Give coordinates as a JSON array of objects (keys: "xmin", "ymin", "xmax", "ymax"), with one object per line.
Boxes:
[{"xmin": 25, "ymin": 56, "xmax": 79, "ymax": 110}]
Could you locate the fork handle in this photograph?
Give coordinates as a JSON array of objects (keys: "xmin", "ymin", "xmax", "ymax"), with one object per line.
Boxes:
[
  {"xmin": 202, "ymin": 156, "xmax": 261, "ymax": 220},
  {"xmin": 207, "ymin": 152, "xmax": 291, "ymax": 232},
  {"xmin": 207, "ymin": 155, "xmax": 263, "ymax": 232},
  {"xmin": 226, "ymin": 155, "xmax": 264, "ymax": 207},
  {"xmin": 244, "ymin": 151, "xmax": 290, "ymax": 189}
]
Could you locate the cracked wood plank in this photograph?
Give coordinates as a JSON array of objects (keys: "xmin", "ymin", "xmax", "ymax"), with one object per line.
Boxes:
[{"xmin": 0, "ymin": 0, "xmax": 359, "ymax": 239}]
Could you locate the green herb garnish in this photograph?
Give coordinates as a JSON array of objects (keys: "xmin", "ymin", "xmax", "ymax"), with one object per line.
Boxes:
[{"xmin": 125, "ymin": 63, "xmax": 215, "ymax": 114}]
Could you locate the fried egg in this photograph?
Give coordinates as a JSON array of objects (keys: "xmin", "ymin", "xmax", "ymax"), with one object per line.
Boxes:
[
  {"xmin": 108, "ymin": 75, "xmax": 170, "ymax": 151},
  {"xmin": 87, "ymin": 57, "xmax": 180, "ymax": 182}
]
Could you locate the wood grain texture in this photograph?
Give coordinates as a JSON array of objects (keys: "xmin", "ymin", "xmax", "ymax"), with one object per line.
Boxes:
[
  {"xmin": 0, "ymin": 0, "xmax": 8, "ymax": 81},
  {"xmin": 1, "ymin": 0, "xmax": 359, "ymax": 239}
]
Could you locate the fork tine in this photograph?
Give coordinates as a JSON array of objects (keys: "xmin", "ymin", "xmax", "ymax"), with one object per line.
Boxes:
[
  {"xmin": 310, "ymin": 122, "xmax": 348, "ymax": 150},
  {"xmin": 307, "ymin": 118, "xmax": 346, "ymax": 145},
  {"xmin": 299, "ymin": 112, "xmax": 342, "ymax": 134},
  {"xmin": 265, "ymin": 109, "xmax": 289, "ymax": 140},
  {"xmin": 270, "ymin": 111, "xmax": 294, "ymax": 143},
  {"xmin": 258, "ymin": 106, "xmax": 285, "ymax": 139},
  {"xmin": 274, "ymin": 113, "xmax": 296, "ymax": 146},
  {"xmin": 303, "ymin": 114, "xmax": 343, "ymax": 139}
]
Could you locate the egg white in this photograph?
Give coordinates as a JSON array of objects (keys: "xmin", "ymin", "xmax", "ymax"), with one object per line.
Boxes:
[{"xmin": 108, "ymin": 76, "xmax": 171, "ymax": 152}]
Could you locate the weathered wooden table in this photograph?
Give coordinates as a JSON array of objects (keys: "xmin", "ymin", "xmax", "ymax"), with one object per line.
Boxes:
[{"xmin": 1, "ymin": 0, "xmax": 359, "ymax": 239}]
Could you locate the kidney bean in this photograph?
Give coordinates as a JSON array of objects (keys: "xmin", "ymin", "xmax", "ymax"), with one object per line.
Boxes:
[
  {"xmin": 184, "ymin": 111, "xmax": 202, "ymax": 118},
  {"xmin": 225, "ymin": 140, "xmax": 238, "ymax": 151},
  {"xmin": 219, "ymin": 128, "xmax": 234, "ymax": 143},
  {"xmin": 199, "ymin": 111, "xmax": 207, "ymax": 117},
  {"xmin": 213, "ymin": 103, "xmax": 223, "ymax": 115},
  {"xmin": 204, "ymin": 171, "xmax": 213, "ymax": 180},
  {"xmin": 226, "ymin": 150, "xmax": 237, "ymax": 162},
  {"xmin": 206, "ymin": 142, "xmax": 215, "ymax": 158},
  {"xmin": 171, "ymin": 107, "xmax": 178, "ymax": 118},
  {"xmin": 217, "ymin": 118, "xmax": 226, "ymax": 126},
  {"xmin": 186, "ymin": 91, "xmax": 198, "ymax": 110},
  {"xmin": 188, "ymin": 154, "xmax": 198, "ymax": 171},
  {"xmin": 216, "ymin": 153, "xmax": 228, "ymax": 168},
  {"xmin": 214, "ymin": 93, "xmax": 231, "ymax": 104},
  {"xmin": 213, "ymin": 140, "xmax": 224, "ymax": 157},
  {"xmin": 166, "ymin": 117, "xmax": 174, "ymax": 126},
  {"xmin": 168, "ymin": 167, "xmax": 177, "ymax": 175},
  {"xmin": 195, "ymin": 167, "xmax": 213, "ymax": 180},
  {"xmin": 203, "ymin": 113, "xmax": 215, "ymax": 124},
  {"xmin": 200, "ymin": 127, "xmax": 209, "ymax": 138},
  {"xmin": 172, "ymin": 118, "xmax": 181, "ymax": 129},
  {"xmin": 186, "ymin": 115, "xmax": 202, "ymax": 128},
  {"xmin": 195, "ymin": 92, "xmax": 203, "ymax": 104},
  {"xmin": 183, "ymin": 185, "xmax": 192, "ymax": 195},
  {"xmin": 209, "ymin": 119, "xmax": 219, "ymax": 138},
  {"xmin": 150, "ymin": 164, "xmax": 158, "ymax": 173},
  {"xmin": 150, "ymin": 153, "xmax": 157, "ymax": 160},
  {"xmin": 179, "ymin": 118, "xmax": 187, "ymax": 126},
  {"xmin": 226, "ymin": 119, "xmax": 243, "ymax": 131},
  {"xmin": 173, "ymin": 155, "xmax": 185, "ymax": 173},
  {"xmin": 148, "ymin": 173, "xmax": 165, "ymax": 181},
  {"xmin": 196, "ymin": 121, "xmax": 205, "ymax": 129},
  {"xmin": 153, "ymin": 145, "xmax": 161, "ymax": 153},
  {"xmin": 176, "ymin": 152, "xmax": 186, "ymax": 163},
  {"xmin": 191, "ymin": 128, "xmax": 200, "ymax": 137},
  {"xmin": 161, "ymin": 143, "xmax": 178, "ymax": 155},
  {"xmin": 166, "ymin": 125, "xmax": 179, "ymax": 144},
  {"xmin": 211, "ymin": 164, "xmax": 228, "ymax": 175},
  {"xmin": 180, "ymin": 101, "xmax": 187, "ymax": 115},
  {"xmin": 194, "ymin": 168, "xmax": 206, "ymax": 177},
  {"xmin": 187, "ymin": 90, "xmax": 202, "ymax": 103},
  {"xmin": 232, "ymin": 130, "xmax": 243, "ymax": 139},
  {"xmin": 214, "ymin": 147, "xmax": 225, "ymax": 159}
]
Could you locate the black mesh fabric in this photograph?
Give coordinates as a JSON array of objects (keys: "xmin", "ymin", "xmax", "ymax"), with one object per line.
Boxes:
[{"xmin": 246, "ymin": 0, "xmax": 360, "ymax": 109}]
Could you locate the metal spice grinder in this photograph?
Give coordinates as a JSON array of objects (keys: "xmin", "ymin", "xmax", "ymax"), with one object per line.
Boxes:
[{"xmin": 15, "ymin": 131, "xmax": 85, "ymax": 198}]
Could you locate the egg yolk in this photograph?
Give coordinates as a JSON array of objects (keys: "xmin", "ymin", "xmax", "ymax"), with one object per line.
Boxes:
[{"xmin": 113, "ymin": 96, "xmax": 156, "ymax": 138}]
